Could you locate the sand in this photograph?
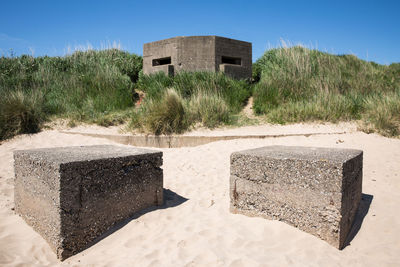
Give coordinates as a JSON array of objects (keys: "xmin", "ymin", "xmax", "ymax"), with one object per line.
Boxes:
[{"xmin": 0, "ymin": 123, "xmax": 399, "ymax": 266}]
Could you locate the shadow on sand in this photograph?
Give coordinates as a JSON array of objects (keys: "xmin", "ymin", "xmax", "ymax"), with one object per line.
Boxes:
[
  {"xmin": 343, "ymin": 193, "xmax": 373, "ymax": 248},
  {"xmin": 84, "ymin": 189, "xmax": 188, "ymax": 251},
  {"xmin": 74, "ymin": 191, "xmax": 371, "ymax": 255}
]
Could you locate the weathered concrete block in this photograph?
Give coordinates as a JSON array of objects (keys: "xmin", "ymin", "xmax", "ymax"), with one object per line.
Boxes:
[
  {"xmin": 230, "ymin": 146, "xmax": 362, "ymax": 249},
  {"xmin": 14, "ymin": 145, "xmax": 163, "ymax": 260}
]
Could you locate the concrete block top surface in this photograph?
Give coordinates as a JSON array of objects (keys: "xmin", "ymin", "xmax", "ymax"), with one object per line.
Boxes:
[
  {"xmin": 14, "ymin": 145, "xmax": 162, "ymax": 165},
  {"xmin": 233, "ymin": 145, "xmax": 362, "ymax": 163}
]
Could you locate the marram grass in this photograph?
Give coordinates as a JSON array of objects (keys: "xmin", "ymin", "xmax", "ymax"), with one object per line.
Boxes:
[
  {"xmin": 253, "ymin": 46, "xmax": 400, "ymax": 137},
  {"xmin": 1, "ymin": 46, "xmax": 399, "ymax": 139},
  {"xmin": 0, "ymin": 49, "xmax": 142, "ymax": 140}
]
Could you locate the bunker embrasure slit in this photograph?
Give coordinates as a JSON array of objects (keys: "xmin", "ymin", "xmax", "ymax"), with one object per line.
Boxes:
[
  {"xmin": 152, "ymin": 57, "xmax": 171, "ymax": 66},
  {"xmin": 221, "ymin": 56, "xmax": 241, "ymax": 65}
]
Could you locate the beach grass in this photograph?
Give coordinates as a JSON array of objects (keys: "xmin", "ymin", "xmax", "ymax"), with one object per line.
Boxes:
[
  {"xmin": 131, "ymin": 72, "xmax": 251, "ymax": 134},
  {"xmin": 253, "ymin": 46, "xmax": 400, "ymax": 136},
  {"xmin": 0, "ymin": 49, "xmax": 142, "ymax": 140},
  {"xmin": 1, "ymin": 45, "xmax": 399, "ymax": 140}
]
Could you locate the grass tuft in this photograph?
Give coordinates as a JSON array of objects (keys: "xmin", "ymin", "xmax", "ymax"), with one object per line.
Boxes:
[
  {"xmin": 0, "ymin": 89, "xmax": 45, "ymax": 139},
  {"xmin": 189, "ymin": 91, "xmax": 231, "ymax": 128},
  {"xmin": 361, "ymin": 89, "xmax": 400, "ymax": 136},
  {"xmin": 134, "ymin": 89, "xmax": 189, "ymax": 135}
]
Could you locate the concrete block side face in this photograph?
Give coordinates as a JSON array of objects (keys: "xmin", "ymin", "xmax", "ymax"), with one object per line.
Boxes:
[
  {"xmin": 230, "ymin": 153, "xmax": 343, "ymax": 247},
  {"xmin": 13, "ymin": 151, "xmax": 62, "ymax": 255},
  {"xmin": 58, "ymin": 152, "xmax": 163, "ymax": 260},
  {"xmin": 215, "ymin": 36, "xmax": 252, "ymax": 79},
  {"xmin": 176, "ymin": 36, "xmax": 216, "ymax": 73},
  {"xmin": 230, "ymin": 146, "xmax": 363, "ymax": 249},
  {"xmin": 143, "ymin": 38, "xmax": 179, "ymax": 75},
  {"xmin": 339, "ymin": 152, "xmax": 363, "ymax": 248}
]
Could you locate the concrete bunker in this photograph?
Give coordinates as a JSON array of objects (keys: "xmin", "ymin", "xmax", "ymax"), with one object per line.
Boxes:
[{"xmin": 143, "ymin": 36, "xmax": 252, "ymax": 80}]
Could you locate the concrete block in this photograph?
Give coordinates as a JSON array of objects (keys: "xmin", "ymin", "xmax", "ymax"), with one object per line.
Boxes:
[
  {"xmin": 230, "ymin": 145, "xmax": 362, "ymax": 249},
  {"xmin": 14, "ymin": 145, "xmax": 163, "ymax": 260}
]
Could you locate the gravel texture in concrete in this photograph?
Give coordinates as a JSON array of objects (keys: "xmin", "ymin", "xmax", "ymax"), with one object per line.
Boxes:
[
  {"xmin": 14, "ymin": 145, "xmax": 163, "ymax": 260},
  {"xmin": 230, "ymin": 145, "xmax": 363, "ymax": 249}
]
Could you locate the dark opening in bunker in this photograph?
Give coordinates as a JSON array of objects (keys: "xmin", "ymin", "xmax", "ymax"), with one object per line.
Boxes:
[
  {"xmin": 152, "ymin": 57, "xmax": 171, "ymax": 66},
  {"xmin": 221, "ymin": 56, "xmax": 241, "ymax": 65}
]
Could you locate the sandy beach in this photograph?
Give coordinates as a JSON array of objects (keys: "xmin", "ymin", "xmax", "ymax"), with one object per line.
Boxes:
[{"xmin": 0, "ymin": 123, "xmax": 399, "ymax": 266}]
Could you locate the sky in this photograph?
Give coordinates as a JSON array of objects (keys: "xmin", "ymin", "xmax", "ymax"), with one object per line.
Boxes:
[{"xmin": 0, "ymin": 0, "xmax": 399, "ymax": 64}]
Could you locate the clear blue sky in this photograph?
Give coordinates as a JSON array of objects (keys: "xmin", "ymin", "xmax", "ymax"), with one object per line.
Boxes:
[{"xmin": 1, "ymin": 0, "xmax": 399, "ymax": 64}]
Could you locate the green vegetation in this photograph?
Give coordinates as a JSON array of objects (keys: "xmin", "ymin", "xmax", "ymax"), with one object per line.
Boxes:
[
  {"xmin": 136, "ymin": 71, "xmax": 250, "ymax": 113},
  {"xmin": 131, "ymin": 72, "xmax": 250, "ymax": 134},
  {"xmin": 1, "ymin": 45, "xmax": 399, "ymax": 140},
  {"xmin": 132, "ymin": 89, "xmax": 189, "ymax": 135},
  {"xmin": 189, "ymin": 90, "xmax": 231, "ymax": 128},
  {"xmin": 0, "ymin": 89, "xmax": 45, "ymax": 140},
  {"xmin": 0, "ymin": 49, "xmax": 142, "ymax": 140},
  {"xmin": 253, "ymin": 46, "xmax": 400, "ymax": 136}
]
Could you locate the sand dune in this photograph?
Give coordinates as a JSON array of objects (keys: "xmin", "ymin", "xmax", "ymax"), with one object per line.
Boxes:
[{"xmin": 0, "ymin": 124, "xmax": 399, "ymax": 266}]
